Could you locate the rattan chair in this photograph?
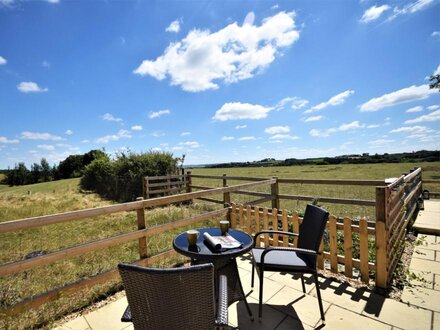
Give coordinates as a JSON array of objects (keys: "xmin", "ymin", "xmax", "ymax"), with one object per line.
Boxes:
[
  {"xmin": 118, "ymin": 263, "xmax": 229, "ymax": 330},
  {"xmin": 251, "ymin": 204, "xmax": 329, "ymax": 322}
]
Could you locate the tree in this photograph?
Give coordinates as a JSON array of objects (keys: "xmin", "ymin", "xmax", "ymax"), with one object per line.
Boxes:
[
  {"xmin": 30, "ymin": 162, "xmax": 42, "ymax": 184},
  {"xmin": 40, "ymin": 158, "xmax": 51, "ymax": 182}
]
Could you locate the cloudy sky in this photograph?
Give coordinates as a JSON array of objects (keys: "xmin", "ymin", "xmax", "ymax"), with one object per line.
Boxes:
[{"xmin": 0, "ymin": 0, "xmax": 439, "ymax": 168}]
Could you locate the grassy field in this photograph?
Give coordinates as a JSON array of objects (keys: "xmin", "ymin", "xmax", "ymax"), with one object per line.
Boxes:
[
  {"xmin": 0, "ymin": 162, "xmax": 439, "ymax": 329},
  {"xmin": 190, "ymin": 162, "xmax": 440, "ymax": 220},
  {"xmin": 0, "ymin": 178, "xmax": 221, "ymax": 329}
]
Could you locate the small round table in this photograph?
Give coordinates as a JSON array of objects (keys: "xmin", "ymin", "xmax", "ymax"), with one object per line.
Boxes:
[{"xmin": 173, "ymin": 227, "xmax": 254, "ymax": 320}]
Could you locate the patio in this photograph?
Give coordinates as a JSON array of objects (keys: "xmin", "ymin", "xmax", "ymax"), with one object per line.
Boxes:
[{"xmin": 55, "ymin": 223, "xmax": 440, "ymax": 329}]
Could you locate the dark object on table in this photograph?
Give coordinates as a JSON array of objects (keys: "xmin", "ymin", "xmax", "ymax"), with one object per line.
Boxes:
[
  {"xmin": 118, "ymin": 263, "xmax": 229, "ymax": 330},
  {"xmin": 251, "ymin": 204, "xmax": 329, "ymax": 322}
]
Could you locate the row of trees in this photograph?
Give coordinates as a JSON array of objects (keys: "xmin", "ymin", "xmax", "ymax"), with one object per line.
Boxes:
[{"xmin": 2, "ymin": 149, "xmax": 107, "ymax": 186}]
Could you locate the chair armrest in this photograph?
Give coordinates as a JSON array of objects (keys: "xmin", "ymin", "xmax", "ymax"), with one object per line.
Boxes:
[
  {"xmin": 253, "ymin": 230, "xmax": 299, "ymax": 247},
  {"xmin": 215, "ymin": 275, "xmax": 228, "ymax": 328}
]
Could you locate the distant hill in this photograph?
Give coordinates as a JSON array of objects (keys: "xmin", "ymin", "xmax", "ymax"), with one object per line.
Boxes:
[{"xmin": 197, "ymin": 150, "xmax": 440, "ymax": 169}]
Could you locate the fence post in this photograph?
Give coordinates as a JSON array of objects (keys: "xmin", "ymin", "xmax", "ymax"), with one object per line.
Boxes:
[
  {"xmin": 144, "ymin": 176, "xmax": 150, "ymax": 200},
  {"xmin": 271, "ymin": 176, "xmax": 280, "ymax": 210},
  {"xmin": 375, "ymin": 186, "xmax": 388, "ymax": 288},
  {"xmin": 136, "ymin": 197, "xmax": 148, "ymax": 259},
  {"xmin": 223, "ymin": 174, "xmax": 231, "ymax": 221},
  {"xmin": 186, "ymin": 171, "xmax": 192, "ymax": 204}
]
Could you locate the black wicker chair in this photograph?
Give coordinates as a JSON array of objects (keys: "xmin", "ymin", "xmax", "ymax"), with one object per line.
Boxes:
[
  {"xmin": 118, "ymin": 263, "xmax": 229, "ymax": 330},
  {"xmin": 251, "ymin": 204, "xmax": 329, "ymax": 322}
]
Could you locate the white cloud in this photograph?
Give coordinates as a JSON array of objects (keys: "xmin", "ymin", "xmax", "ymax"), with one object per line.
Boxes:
[
  {"xmin": 221, "ymin": 136, "xmax": 235, "ymax": 141},
  {"xmin": 181, "ymin": 131, "xmax": 191, "ymax": 136},
  {"xmin": 46, "ymin": 0, "xmax": 60, "ymax": 3},
  {"xmin": 406, "ymin": 106, "xmax": 424, "ymax": 113},
  {"xmin": 404, "ymin": 110, "xmax": 440, "ymax": 124},
  {"xmin": 166, "ymin": 19, "xmax": 181, "ymax": 33},
  {"xmin": 149, "ymin": 109, "xmax": 170, "ymax": 119},
  {"xmin": 235, "ymin": 125, "xmax": 247, "ymax": 129},
  {"xmin": 81, "ymin": 139, "xmax": 90, "ymax": 143},
  {"xmin": 0, "ymin": 56, "xmax": 6, "ymax": 65},
  {"xmin": 304, "ymin": 90, "xmax": 354, "ymax": 114},
  {"xmin": 390, "ymin": 125, "xmax": 433, "ymax": 134},
  {"xmin": 360, "ymin": 5, "xmax": 390, "ymax": 23},
  {"xmin": 37, "ymin": 144, "xmax": 55, "ymax": 151},
  {"xmin": 0, "ymin": 136, "xmax": 19, "ymax": 144},
  {"xmin": 0, "ymin": 0, "xmax": 14, "ymax": 7},
  {"xmin": 269, "ymin": 134, "xmax": 299, "ymax": 140},
  {"xmin": 264, "ymin": 126, "xmax": 290, "ymax": 134},
  {"xmin": 359, "ymin": 84, "xmax": 437, "ymax": 112},
  {"xmin": 96, "ymin": 129, "xmax": 132, "ymax": 144},
  {"xmin": 275, "ymin": 96, "xmax": 309, "ymax": 110},
  {"xmin": 388, "ymin": 0, "xmax": 435, "ymax": 21},
  {"xmin": 309, "ymin": 121, "xmax": 364, "ymax": 137},
  {"xmin": 368, "ymin": 139, "xmax": 395, "ymax": 146},
  {"xmin": 42, "ymin": 60, "xmax": 50, "ymax": 68},
  {"xmin": 134, "ymin": 11, "xmax": 299, "ymax": 92},
  {"xmin": 20, "ymin": 131, "xmax": 63, "ymax": 141},
  {"xmin": 427, "ymin": 105, "xmax": 439, "ymax": 111},
  {"xmin": 432, "ymin": 31, "xmax": 440, "ymax": 37},
  {"xmin": 367, "ymin": 124, "xmax": 380, "ymax": 128},
  {"xmin": 178, "ymin": 141, "xmax": 200, "ymax": 148},
  {"xmin": 271, "ymin": 4, "xmax": 279, "ymax": 10},
  {"xmin": 151, "ymin": 131, "xmax": 165, "ymax": 137},
  {"xmin": 131, "ymin": 125, "xmax": 143, "ymax": 131},
  {"xmin": 17, "ymin": 81, "xmax": 48, "ymax": 93},
  {"xmin": 434, "ymin": 65, "xmax": 440, "ymax": 75},
  {"xmin": 304, "ymin": 115, "xmax": 323, "ymax": 122},
  {"xmin": 238, "ymin": 136, "xmax": 256, "ymax": 141},
  {"xmin": 65, "ymin": 129, "xmax": 73, "ymax": 135},
  {"xmin": 102, "ymin": 113, "xmax": 123, "ymax": 122},
  {"xmin": 213, "ymin": 102, "xmax": 273, "ymax": 121}
]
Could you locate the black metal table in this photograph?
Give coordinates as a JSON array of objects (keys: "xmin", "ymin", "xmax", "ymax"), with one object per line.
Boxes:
[{"xmin": 173, "ymin": 227, "xmax": 254, "ymax": 320}]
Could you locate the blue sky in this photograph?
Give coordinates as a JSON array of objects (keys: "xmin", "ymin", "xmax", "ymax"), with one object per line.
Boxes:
[{"xmin": 0, "ymin": 0, "xmax": 439, "ymax": 168}]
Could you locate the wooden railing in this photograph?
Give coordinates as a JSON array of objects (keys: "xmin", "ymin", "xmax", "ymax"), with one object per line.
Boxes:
[
  {"xmin": 190, "ymin": 174, "xmax": 382, "ymax": 208},
  {"xmin": 229, "ymin": 203, "xmax": 375, "ymax": 283},
  {"xmin": 375, "ymin": 168, "xmax": 423, "ymax": 288},
  {"xmin": 0, "ymin": 167, "xmax": 427, "ymax": 319},
  {"xmin": 143, "ymin": 172, "xmax": 191, "ymax": 199},
  {"xmin": 0, "ymin": 179, "xmax": 274, "ymax": 319}
]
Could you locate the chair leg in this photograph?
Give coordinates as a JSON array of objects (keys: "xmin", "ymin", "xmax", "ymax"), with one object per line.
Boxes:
[
  {"xmin": 313, "ymin": 273, "xmax": 325, "ymax": 322},
  {"xmin": 300, "ymin": 274, "xmax": 306, "ymax": 293},
  {"xmin": 251, "ymin": 262, "xmax": 255, "ymax": 288},
  {"xmin": 258, "ymin": 265, "xmax": 264, "ymax": 321}
]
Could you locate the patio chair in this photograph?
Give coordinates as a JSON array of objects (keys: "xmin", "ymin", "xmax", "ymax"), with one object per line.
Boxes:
[
  {"xmin": 251, "ymin": 204, "xmax": 329, "ymax": 322},
  {"xmin": 118, "ymin": 263, "xmax": 229, "ymax": 330}
]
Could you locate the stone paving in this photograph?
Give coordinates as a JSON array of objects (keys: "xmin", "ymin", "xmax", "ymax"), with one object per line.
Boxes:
[{"xmin": 55, "ymin": 201, "xmax": 440, "ymax": 330}]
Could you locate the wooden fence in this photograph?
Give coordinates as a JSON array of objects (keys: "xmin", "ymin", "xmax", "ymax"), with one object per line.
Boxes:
[
  {"xmin": 0, "ymin": 167, "xmax": 426, "ymax": 319},
  {"xmin": 0, "ymin": 179, "xmax": 274, "ymax": 319},
  {"xmin": 229, "ymin": 203, "xmax": 375, "ymax": 283}
]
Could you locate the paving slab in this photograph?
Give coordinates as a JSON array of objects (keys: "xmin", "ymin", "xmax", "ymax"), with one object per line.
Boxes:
[
  {"xmin": 55, "ymin": 316, "xmax": 90, "ymax": 330},
  {"xmin": 83, "ymin": 296, "xmax": 128, "ymax": 330},
  {"xmin": 412, "ymin": 247, "xmax": 435, "ymax": 261},
  {"xmin": 308, "ymin": 279, "xmax": 371, "ymax": 314},
  {"xmin": 401, "ymin": 285, "xmax": 440, "ymax": 312},
  {"xmin": 265, "ymin": 284, "xmax": 331, "ymax": 328},
  {"xmin": 409, "ymin": 257, "xmax": 440, "ymax": 274},
  {"xmin": 362, "ymin": 293, "xmax": 432, "ymax": 330},
  {"xmin": 323, "ymin": 304, "xmax": 391, "ymax": 330},
  {"xmin": 413, "ymin": 201, "xmax": 440, "ymax": 235}
]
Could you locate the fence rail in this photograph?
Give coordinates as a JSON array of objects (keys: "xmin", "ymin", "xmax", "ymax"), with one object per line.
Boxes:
[{"xmin": 0, "ymin": 167, "xmax": 427, "ymax": 320}]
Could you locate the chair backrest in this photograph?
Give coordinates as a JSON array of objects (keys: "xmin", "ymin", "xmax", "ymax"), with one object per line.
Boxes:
[
  {"xmin": 118, "ymin": 263, "xmax": 216, "ymax": 330},
  {"xmin": 297, "ymin": 204, "xmax": 329, "ymax": 252}
]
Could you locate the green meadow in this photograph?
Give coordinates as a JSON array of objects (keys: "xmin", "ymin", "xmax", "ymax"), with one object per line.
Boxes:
[{"xmin": 0, "ymin": 162, "xmax": 439, "ymax": 328}]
